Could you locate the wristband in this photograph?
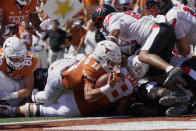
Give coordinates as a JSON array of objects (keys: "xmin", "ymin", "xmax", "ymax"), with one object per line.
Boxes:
[
  {"xmin": 166, "ymin": 65, "xmax": 174, "ymax": 73},
  {"xmin": 0, "ymin": 92, "xmax": 19, "ymax": 101},
  {"xmin": 9, "ymin": 92, "xmax": 19, "ymax": 99},
  {"xmin": 100, "ymin": 84, "xmax": 111, "ymax": 95}
]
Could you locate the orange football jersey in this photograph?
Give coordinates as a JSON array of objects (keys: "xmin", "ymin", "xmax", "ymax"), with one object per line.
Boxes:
[
  {"xmin": 0, "ymin": 48, "xmax": 37, "ymax": 79},
  {"xmin": 62, "ymin": 54, "xmax": 106, "ymax": 91},
  {"xmin": 0, "ymin": 0, "xmax": 37, "ymax": 26},
  {"xmin": 74, "ymin": 72, "xmax": 139, "ymax": 116}
]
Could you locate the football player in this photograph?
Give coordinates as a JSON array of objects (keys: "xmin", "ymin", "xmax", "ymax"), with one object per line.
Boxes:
[
  {"xmin": 0, "ymin": 40, "xmax": 139, "ymax": 117},
  {"xmin": 0, "ymin": 36, "xmax": 37, "ymax": 106},
  {"xmin": 0, "ymin": 0, "xmax": 42, "ymax": 46},
  {"xmin": 146, "ymin": 0, "xmax": 196, "ymax": 58},
  {"xmin": 127, "ymin": 54, "xmax": 196, "ymax": 116},
  {"xmin": 92, "ymin": 4, "xmax": 185, "ymax": 88}
]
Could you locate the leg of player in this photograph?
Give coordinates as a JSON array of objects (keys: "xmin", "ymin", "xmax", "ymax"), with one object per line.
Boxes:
[
  {"xmin": 32, "ymin": 59, "xmax": 77, "ymax": 104},
  {"xmin": 17, "ymin": 90, "xmax": 81, "ymax": 117},
  {"xmin": 32, "ymin": 71, "xmax": 65, "ymax": 104},
  {"xmin": 139, "ymin": 81, "xmax": 191, "ymax": 106}
]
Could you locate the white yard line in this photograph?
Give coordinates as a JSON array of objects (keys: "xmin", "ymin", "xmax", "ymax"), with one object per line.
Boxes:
[{"xmin": 43, "ymin": 121, "xmax": 196, "ymax": 131}]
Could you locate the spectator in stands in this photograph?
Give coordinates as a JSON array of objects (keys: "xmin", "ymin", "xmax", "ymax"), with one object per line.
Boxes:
[
  {"xmin": 43, "ymin": 19, "xmax": 72, "ymax": 65},
  {"xmin": 81, "ymin": 0, "xmax": 98, "ymax": 15},
  {"xmin": 113, "ymin": 0, "xmax": 132, "ymax": 11},
  {"xmin": 32, "ymin": 34, "xmax": 48, "ymax": 68},
  {"xmin": 84, "ymin": 20, "xmax": 97, "ymax": 54},
  {"xmin": 68, "ymin": 18, "xmax": 87, "ymax": 56},
  {"xmin": 18, "ymin": 20, "xmax": 38, "ymax": 53},
  {"xmin": 0, "ymin": 36, "xmax": 37, "ymax": 107}
]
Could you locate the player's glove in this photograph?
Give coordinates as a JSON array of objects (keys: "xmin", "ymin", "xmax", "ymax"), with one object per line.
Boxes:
[{"xmin": 163, "ymin": 67, "xmax": 187, "ymax": 88}]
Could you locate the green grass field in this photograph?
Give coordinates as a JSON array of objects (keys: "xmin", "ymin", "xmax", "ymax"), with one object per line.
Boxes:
[{"xmin": 0, "ymin": 117, "xmax": 68, "ymax": 123}]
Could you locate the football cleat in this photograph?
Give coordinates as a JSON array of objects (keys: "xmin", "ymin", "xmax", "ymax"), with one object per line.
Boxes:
[
  {"xmin": 159, "ymin": 92, "xmax": 191, "ymax": 106},
  {"xmin": 0, "ymin": 105, "xmax": 16, "ymax": 117},
  {"xmin": 165, "ymin": 104, "xmax": 188, "ymax": 117}
]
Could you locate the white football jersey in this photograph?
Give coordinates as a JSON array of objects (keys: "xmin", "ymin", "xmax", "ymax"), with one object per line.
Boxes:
[
  {"xmin": 165, "ymin": 4, "xmax": 196, "ymax": 45},
  {"xmin": 187, "ymin": 0, "xmax": 196, "ymax": 10},
  {"xmin": 103, "ymin": 12, "xmax": 156, "ymax": 46}
]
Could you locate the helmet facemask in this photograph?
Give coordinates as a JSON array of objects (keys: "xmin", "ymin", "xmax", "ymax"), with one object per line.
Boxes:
[{"xmin": 5, "ymin": 54, "xmax": 26, "ymax": 70}]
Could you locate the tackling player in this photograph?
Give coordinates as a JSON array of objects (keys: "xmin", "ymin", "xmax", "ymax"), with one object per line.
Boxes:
[
  {"xmin": 92, "ymin": 4, "xmax": 185, "ymax": 89},
  {"xmin": 146, "ymin": 0, "xmax": 196, "ymax": 58}
]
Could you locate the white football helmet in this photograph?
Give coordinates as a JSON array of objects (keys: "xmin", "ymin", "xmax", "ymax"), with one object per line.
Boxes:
[
  {"xmin": 3, "ymin": 37, "xmax": 27, "ymax": 70},
  {"xmin": 93, "ymin": 40, "xmax": 122, "ymax": 73},
  {"xmin": 127, "ymin": 55, "xmax": 149, "ymax": 79},
  {"xmin": 16, "ymin": 0, "xmax": 31, "ymax": 5}
]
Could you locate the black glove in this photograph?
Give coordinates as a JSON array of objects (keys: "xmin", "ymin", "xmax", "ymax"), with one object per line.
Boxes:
[
  {"xmin": 163, "ymin": 67, "xmax": 187, "ymax": 88},
  {"xmin": 95, "ymin": 29, "xmax": 105, "ymax": 43}
]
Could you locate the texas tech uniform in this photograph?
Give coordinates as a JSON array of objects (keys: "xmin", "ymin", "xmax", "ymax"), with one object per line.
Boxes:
[
  {"xmin": 165, "ymin": 4, "xmax": 196, "ymax": 46},
  {"xmin": 103, "ymin": 11, "xmax": 155, "ymax": 45}
]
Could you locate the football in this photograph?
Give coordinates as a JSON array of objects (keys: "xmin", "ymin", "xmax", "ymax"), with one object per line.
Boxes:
[{"xmin": 95, "ymin": 73, "xmax": 109, "ymax": 88}]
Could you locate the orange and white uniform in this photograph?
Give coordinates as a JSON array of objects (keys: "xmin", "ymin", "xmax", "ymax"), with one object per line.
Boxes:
[
  {"xmin": 75, "ymin": 72, "xmax": 138, "ymax": 116},
  {"xmin": 0, "ymin": 48, "xmax": 37, "ymax": 106},
  {"xmin": 33, "ymin": 54, "xmax": 106, "ymax": 104},
  {"xmin": 62, "ymin": 53, "xmax": 106, "ymax": 91},
  {"xmin": 37, "ymin": 62, "xmax": 139, "ymax": 116},
  {"xmin": 33, "ymin": 54, "xmax": 139, "ymax": 117},
  {"xmin": 0, "ymin": 48, "xmax": 37, "ymax": 79},
  {"xmin": 0, "ymin": 0, "xmax": 37, "ymax": 26}
]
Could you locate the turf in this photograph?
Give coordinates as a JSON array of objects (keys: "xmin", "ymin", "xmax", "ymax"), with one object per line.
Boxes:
[{"xmin": 0, "ymin": 117, "xmax": 67, "ymax": 123}]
